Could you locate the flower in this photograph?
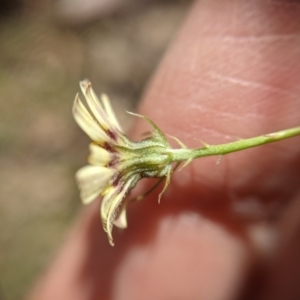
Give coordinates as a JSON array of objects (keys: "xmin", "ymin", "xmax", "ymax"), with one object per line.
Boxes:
[
  {"xmin": 72, "ymin": 80, "xmax": 300, "ymax": 246},
  {"xmin": 73, "ymin": 80, "xmax": 173, "ymax": 245}
]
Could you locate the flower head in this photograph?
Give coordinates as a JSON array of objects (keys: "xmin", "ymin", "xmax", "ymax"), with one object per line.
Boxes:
[{"xmin": 73, "ymin": 80, "xmax": 173, "ymax": 245}]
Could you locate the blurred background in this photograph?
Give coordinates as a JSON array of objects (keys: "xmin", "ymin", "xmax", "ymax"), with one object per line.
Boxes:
[{"xmin": 0, "ymin": 0, "xmax": 191, "ymax": 299}]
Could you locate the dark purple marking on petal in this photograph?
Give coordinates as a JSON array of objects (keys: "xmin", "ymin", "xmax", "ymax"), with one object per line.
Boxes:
[
  {"xmin": 112, "ymin": 174, "xmax": 122, "ymax": 187},
  {"xmin": 104, "ymin": 142, "xmax": 117, "ymax": 153},
  {"xmin": 106, "ymin": 129, "xmax": 117, "ymax": 141},
  {"xmin": 107, "ymin": 155, "xmax": 119, "ymax": 168}
]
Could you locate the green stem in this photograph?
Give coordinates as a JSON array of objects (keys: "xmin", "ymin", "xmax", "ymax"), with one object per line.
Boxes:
[{"xmin": 169, "ymin": 126, "xmax": 300, "ymax": 162}]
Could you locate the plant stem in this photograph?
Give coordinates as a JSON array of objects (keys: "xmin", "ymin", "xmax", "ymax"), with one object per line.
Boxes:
[{"xmin": 169, "ymin": 126, "xmax": 300, "ymax": 162}]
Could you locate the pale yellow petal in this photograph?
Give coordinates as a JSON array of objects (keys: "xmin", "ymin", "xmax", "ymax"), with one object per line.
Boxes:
[
  {"xmin": 102, "ymin": 177, "xmax": 134, "ymax": 246},
  {"xmin": 88, "ymin": 143, "xmax": 112, "ymax": 166},
  {"xmin": 113, "ymin": 208, "xmax": 127, "ymax": 229},
  {"xmin": 79, "ymin": 80, "xmax": 111, "ymax": 131},
  {"xmin": 101, "ymin": 93, "xmax": 122, "ymax": 132},
  {"xmin": 101, "ymin": 186, "xmax": 116, "ymax": 230},
  {"xmin": 73, "ymin": 95, "xmax": 107, "ymax": 143},
  {"xmin": 76, "ymin": 165, "xmax": 114, "ymax": 204}
]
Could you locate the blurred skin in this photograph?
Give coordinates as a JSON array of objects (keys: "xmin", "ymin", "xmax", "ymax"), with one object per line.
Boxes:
[{"xmin": 28, "ymin": 0, "xmax": 300, "ymax": 299}]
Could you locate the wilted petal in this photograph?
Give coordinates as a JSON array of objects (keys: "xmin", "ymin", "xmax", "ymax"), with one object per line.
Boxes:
[
  {"xmin": 101, "ymin": 186, "xmax": 117, "ymax": 229},
  {"xmin": 73, "ymin": 95, "xmax": 108, "ymax": 143},
  {"xmin": 76, "ymin": 165, "xmax": 114, "ymax": 204},
  {"xmin": 101, "ymin": 177, "xmax": 135, "ymax": 246},
  {"xmin": 113, "ymin": 207, "xmax": 127, "ymax": 229},
  {"xmin": 79, "ymin": 80, "xmax": 112, "ymax": 132},
  {"xmin": 88, "ymin": 143, "xmax": 112, "ymax": 166},
  {"xmin": 101, "ymin": 93, "xmax": 122, "ymax": 132}
]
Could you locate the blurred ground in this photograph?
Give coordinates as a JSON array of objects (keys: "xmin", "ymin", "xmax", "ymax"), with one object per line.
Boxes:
[{"xmin": 0, "ymin": 1, "xmax": 191, "ymax": 299}]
